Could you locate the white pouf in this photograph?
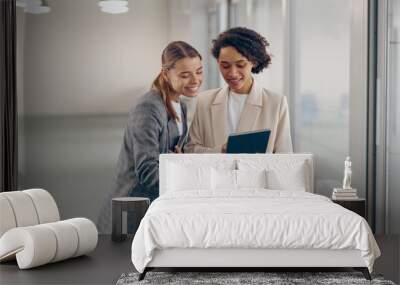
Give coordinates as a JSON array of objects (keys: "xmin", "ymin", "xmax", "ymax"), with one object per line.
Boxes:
[{"xmin": 0, "ymin": 189, "xmax": 98, "ymax": 269}]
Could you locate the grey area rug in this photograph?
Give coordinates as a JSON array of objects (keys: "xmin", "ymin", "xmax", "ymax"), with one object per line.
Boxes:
[{"xmin": 116, "ymin": 271, "xmax": 396, "ymax": 285}]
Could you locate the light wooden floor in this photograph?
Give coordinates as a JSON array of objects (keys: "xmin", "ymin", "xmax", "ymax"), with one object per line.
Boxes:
[{"xmin": 0, "ymin": 235, "xmax": 398, "ymax": 285}]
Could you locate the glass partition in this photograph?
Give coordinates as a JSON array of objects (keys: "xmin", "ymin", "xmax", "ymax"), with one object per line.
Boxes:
[{"xmin": 224, "ymin": 0, "xmax": 358, "ymax": 197}]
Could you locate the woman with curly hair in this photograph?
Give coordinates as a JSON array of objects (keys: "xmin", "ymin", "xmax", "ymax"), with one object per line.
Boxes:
[{"xmin": 185, "ymin": 27, "xmax": 292, "ymax": 153}]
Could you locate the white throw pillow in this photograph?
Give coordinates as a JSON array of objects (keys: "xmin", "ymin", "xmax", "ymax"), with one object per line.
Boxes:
[
  {"xmin": 266, "ymin": 162, "xmax": 307, "ymax": 191},
  {"xmin": 212, "ymin": 168, "xmax": 237, "ymax": 190},
  {"xmin": 236, "ymin": 170, "xmax": 267, "ymax": 189},
  {"xmin": 167, "ymin": 162, "xmax": 212, "ymax": 191}
]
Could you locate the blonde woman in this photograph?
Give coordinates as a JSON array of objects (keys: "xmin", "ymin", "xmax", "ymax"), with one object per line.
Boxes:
[{"xmin": 98, "ymin": 42, "xmax": 203, "ymax": 232}]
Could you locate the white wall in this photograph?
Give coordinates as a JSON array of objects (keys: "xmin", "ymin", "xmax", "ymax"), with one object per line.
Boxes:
[
  {"xmin": 167, "ymin": 0, "xmax": 217, "ymax": 120},
  {"xmin": 23, "ymin": 0, "xmax": 168, "ymax": 115}
]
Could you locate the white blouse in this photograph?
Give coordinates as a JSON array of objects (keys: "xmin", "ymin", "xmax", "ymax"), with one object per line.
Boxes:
[
  {"xmin": 171, "ymin": 100, "xmax": 183, "ymax": 136},
  {"xmin": 228, "ymin": 91, "xmax": 248, "ymax": 134}
]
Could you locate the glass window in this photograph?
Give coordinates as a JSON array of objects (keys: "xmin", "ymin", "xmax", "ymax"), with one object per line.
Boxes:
[
  {"xmin": 229, "ymin": 0, "xmax": 354, "ymax": 197},
  {"xmin": 291, "ymin": 0, "xmax": 352, "ymax": 197}
]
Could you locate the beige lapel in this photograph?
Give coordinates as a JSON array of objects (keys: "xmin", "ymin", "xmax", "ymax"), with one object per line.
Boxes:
[
  {"xmin": 237, "ymin": 80, "xmax": 263, "ymax": 132},
  {"xmin": 211, "ymin": 86, "xmax": 229, "ymax": 145}
]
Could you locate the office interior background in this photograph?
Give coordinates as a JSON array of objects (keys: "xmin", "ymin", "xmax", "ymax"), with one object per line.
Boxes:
[{"xmin": 14, "ymin": 0, "xmax": 399, "ymax": 234}]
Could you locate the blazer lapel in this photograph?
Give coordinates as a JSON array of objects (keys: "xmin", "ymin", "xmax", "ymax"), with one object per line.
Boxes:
[
  {"xmin": 211, "ymin": 86, "xmax": 229, "ymax": 145},
  {"xmin": 181, "ymin": 101, "xmax": 188, "ymax": 135},
  {"xmin": 167, "ymin": 111, "xmax": 179, "ymax": 150},
  {"xmin": 237, "ymin": 80, "xmax": 263, "ymax": 132}
]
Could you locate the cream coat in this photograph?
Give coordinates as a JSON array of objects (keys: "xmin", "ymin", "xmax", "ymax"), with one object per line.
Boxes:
[{"xmin": 185, "ymin": 80, "xmax": 293, "ymax": 153}]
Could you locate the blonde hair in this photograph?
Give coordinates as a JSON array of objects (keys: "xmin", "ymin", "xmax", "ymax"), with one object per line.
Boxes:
[{"xmin": 152, "ymin": 41, "xmax": 201, "ymax": 121}]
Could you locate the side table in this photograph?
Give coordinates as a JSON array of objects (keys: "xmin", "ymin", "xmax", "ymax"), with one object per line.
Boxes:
[
  {"xmin": 332, "ymin": 198, "xmax": 366, "ymax": 218},
  {"xmin": 112, "ymin": 197, "xmax": 150, "ymax": 242}
]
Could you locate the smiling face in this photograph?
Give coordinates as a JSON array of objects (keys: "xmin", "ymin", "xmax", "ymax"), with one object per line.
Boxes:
[
  {"xmin": 217, "ymin": 46, "xmax": 254, "ymax": 94},
  {"xmin": 164, "ymin": 56, "xmax": 203, "ymax": 99}
]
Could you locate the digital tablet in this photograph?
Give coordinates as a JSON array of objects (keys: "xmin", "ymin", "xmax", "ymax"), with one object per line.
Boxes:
[{"xmin": 226, "ymin": 129, "xmax": 270, "ymax": 154}]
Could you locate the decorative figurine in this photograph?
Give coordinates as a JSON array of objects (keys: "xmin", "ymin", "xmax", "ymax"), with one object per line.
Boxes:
[
  {"xmin": 342, "ymin": 156, "xmax": 352, "ymax": 190},
  {"xmin": 332, "ymin": 156, "xmax": 357, "ymax": 200}
]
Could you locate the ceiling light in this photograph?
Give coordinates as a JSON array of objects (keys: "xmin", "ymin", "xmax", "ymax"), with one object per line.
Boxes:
[
  {"xmin": 100, "ymin": 6, "xmax": 129, "ymax": 14},
  {"xmin": 99, "ymin": 0, "xmax": 129, "ymax": 14}
]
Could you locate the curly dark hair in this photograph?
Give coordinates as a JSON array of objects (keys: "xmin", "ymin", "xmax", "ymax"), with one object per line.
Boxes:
[{"xmin": 211, "ymin": 27, "xmax": 271, "ymax": 74}]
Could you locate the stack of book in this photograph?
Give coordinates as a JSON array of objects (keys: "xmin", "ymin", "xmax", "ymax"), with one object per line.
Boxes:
[{"xmin": 332, "ymin": 188, "xmax": 358, "ymax": 200}]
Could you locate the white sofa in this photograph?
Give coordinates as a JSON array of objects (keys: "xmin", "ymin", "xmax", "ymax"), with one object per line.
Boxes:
[{"xmin": 0, "ymin": 189, "xmax": 98, "ymax": 269}]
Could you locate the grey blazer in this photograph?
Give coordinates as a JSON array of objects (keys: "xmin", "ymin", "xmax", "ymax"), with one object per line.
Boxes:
[
  {"xmin": 116, "ymin": 89, "xmax": 187, "ymax": 200},
  {"xmin": 97, "ymin": 90, "xmax": 187, "ymax": 233}
]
